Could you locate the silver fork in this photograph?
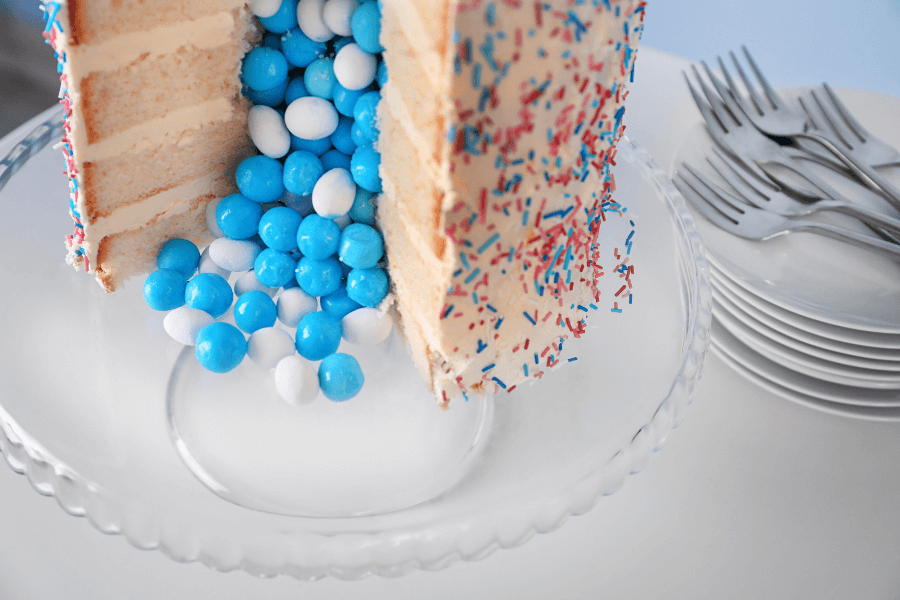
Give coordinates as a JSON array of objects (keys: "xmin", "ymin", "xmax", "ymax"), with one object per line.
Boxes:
[
  {"xmin": 673, "ymin": 168, "xmax": 900, "ymax": 259},
  {"xmin": 816, "ymin": 82, "xmax": 900, "ymax": 168}
]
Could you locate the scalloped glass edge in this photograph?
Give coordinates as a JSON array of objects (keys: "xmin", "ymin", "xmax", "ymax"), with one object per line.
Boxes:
[{"xmin": 0, "ymin": 107, "xmax": 712, "ymax": 581}]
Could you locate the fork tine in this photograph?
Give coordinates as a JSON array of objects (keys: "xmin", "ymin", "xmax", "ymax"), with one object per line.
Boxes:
[
  {"xmin": 741, "ymin": 45, "xmax": 785, "ymax": 110},
  {"xmin": 690, "ymin": 65, "xmax": 739, "ymax": 129},
  {"xmin": 673, "ymin": 175, "xmax": 739, "ymax": 230},
  {"xmin": 702, "ymin": 60, "xmax": 748, "ymax": 125},
  {"xmin": 705, "ymin": 148, "xmax": 772, "ymax": 205},
  {"xmin": 678, "ymin": 165, "xmax": 748, "ymax": 220},
  {"xmin": 727, "ymin": 50, "xmax": 767, "ymax": 115},
  {"xmin": 821, "ymin": 82, "xmax": 866, "ymax": 144},
  {"xmin": 716, "ymin": 55, "xmax": 759, "ymax": 119},
  {"xmin": 683, "ymin": 71, "xmax": 729, "ymax": 137},
  {"xmin": 808, "ymin": 89, "xmax": 853, "ymax": 149}
]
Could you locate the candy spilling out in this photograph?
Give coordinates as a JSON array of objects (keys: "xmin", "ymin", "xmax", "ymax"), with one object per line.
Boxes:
[{"xmin": 143, "ymin": 0, "xmax": 390, "ymax": 403}]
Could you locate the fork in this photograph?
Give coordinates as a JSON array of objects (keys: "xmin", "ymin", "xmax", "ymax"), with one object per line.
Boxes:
[
  {"xmin": 673, "ymin": 168, "xmax": 900, "ymax": 259},
  {"xmin": 684, "ymin": 147, "xmax": 900, "ymax": 236}
]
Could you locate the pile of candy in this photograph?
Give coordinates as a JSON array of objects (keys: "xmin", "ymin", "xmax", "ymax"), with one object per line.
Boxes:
[{"xmin": 142, "ymin": 0, "xmax": 391, "ymax": 403}]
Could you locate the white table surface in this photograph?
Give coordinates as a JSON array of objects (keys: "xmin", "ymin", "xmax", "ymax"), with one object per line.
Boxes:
[{"xmin": 2, "ymin": 3, "xmax": 900, "ymax": 599}]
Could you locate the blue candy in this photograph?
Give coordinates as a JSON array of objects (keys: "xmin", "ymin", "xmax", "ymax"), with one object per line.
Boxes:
[
  {"xmin": 350, "ymin": 144, "xmax": 382, "ymax": 192},
  {"xmin": 295, "ymin": 256, "xmax": 343, "ymax": 297},
  {"xmin": 236, "ymin": 155, "xmax": 285, "ymax": 203},
  {"xmin": 245, "ymin": 77, "xmax": 287, "ymax": 107},
  {"xmin": 345, "ymin": 267, "xmax": 388, "ymax": 307},
  {"xmin": 320, "ymin": 285, "xmax": 362, "ymax": 320},
  {"xmin": 350, "ymin": 1, "xmax": 383, "ymax": 54},
  {"xmin": 330, "ymin": 116, "xmax": 357, "ymax": 155},
  {"xmin": 338, "ymin": 223, "xmax": 383, "ymax": 268},
  {"xmin": 332, "ymin": 35, "xmax": 354, "ymax": 54},
  {"xmin": 258, "ymin": 0, "xmax": 299, "ymax": 34},
  {"xmin": 291, "ymin": 134, "xmax": 332, "ymax": 156},
  {"xmin": 376, "ymin": 59, "xmax": 387, "ymax": 87},
  {"xmin": 185, "ymin": 273, "xmax": 234, "ymax": 318},
  {"xmin": 303, "ymin": 57, "xmax": 336, "ymax": 99},
  {"xmin": 234, "ymin": 290, "xmax": 278, "ymax": 334},
  {"xmin": 349, "ymin": 121, "xmax": 368, "ymax": 147},
  {"xmin": 320, "ymin": 148, "xmax": 352, "ymax": 172},
  {"xmin": 296, "ymin": 214, "xmax": 341, "ymax": 259},
  {"xmin": 157, "ymin": 238, "xmax": 200, "ymax": 278},
  {"xmin": 242, "ymin": 47, "xmax": 289, "ymax": 91},
  {"xmin": 284, "ymin": 77, "xmax": 309, "ymax": 105},
  {"xmin": 280, "ymin": 27, "xmax": 326, "ymax": 67},
  {"xmin": 195, "ymin": 322, "xmax": 247, "ymax": 373},
  {"xmin": 348, "ymin": 188, "xmax": 375, "ymax": 224},
  {"xmin": 295, "ymin": 312, "xmax": 342, "ymax": 361},
  {"xmin": 283, "ymin": 150, "xmax": 323, "ymax": 196},
  {"xmin": 263, "ymin": 32, "xmax": 282, "ymax": 50},
  {"xmin": 318, "ymin": 353, "xmax": 364, "ymax": 401},
  {"xmin": 258, "ymin": 206, "xmax": 302, "ymax": 251},
  {"xmin": 352, "ymin": 90, "xmax": 380, "ymax": 142},
  {"xmin": 332, "ymin": 81, "xmax": 373, "ymax": 117},
  {"xmin": 216, "ymin": 193, "xmax": 264, "ymax": 240},
  {"xmin": 254, "ymin": 248, "xmax": 297, "ymax": 287},
  {"xmin": 143, "ymin": 269, "xmax": 186, "ymax": 311}
]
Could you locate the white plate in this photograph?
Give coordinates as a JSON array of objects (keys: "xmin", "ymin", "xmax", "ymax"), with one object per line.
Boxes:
[
  {"xmin": 710, "ymin": 320, "xmax": 900, "ymax": 414},
  {"xmin": 712, "ymin": 277, "xmax": 900, "ymax": 370},
  {"xmin": 708, "ymin": 258, "xmax": 900, "ymax": 350},
  {"xmin": 673, "ymin": 85, "xmax": 900, "ymax": 333},
  {"xmin": 0, "ymin": 109, "xmax": 711, "ymax": 580}
]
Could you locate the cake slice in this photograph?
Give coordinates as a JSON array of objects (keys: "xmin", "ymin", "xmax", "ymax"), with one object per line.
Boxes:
[{"xmin": 43, "ymin": 0, "xmax": 259, "ymax": 291}]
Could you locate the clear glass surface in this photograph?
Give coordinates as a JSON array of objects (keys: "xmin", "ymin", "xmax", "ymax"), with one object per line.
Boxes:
[{"xmin": 0, "ymin": 107, "xmax": 710, "ymax": 580}]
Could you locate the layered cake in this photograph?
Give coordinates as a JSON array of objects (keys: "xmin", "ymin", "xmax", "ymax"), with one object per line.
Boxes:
[{"xmin": 43, "ymin": 0, "xmax": 644, "ymax": 403}]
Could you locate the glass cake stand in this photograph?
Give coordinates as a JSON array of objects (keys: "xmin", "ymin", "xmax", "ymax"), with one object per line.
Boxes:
[{"xmin": 0, "ymin": 105, "xmax": 711, "ymax": 580}]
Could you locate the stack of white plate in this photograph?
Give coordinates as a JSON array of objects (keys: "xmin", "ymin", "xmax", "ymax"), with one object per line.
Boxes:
[{"xmin": 673, "ymin": 86, "xmax": 900, "ymax": 421}]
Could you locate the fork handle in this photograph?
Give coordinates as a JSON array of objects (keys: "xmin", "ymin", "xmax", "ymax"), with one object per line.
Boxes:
[
  {"xmin": 827, "ymin": 201, "xmax": 900, "ymax": 235},
  {"xmin": 797, "ymin": 220, "xmax": 900, "ymax": 258}
]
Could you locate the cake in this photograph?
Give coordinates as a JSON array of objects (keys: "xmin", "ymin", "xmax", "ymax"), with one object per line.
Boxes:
[{"xmin": 43, "ymin": 0, "xmax": 645, "ymax": 404}]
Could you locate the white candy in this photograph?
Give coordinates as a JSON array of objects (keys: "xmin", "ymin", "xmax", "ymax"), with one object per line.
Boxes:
[
  {"xmin": 247, "ymin": 327, "xmax": 295, "ymax": 370},
  {"xmin": 163, "ymin": 307, "xmax": 214, "ymax": 346},
  {"xmin": 234, "ymin": 270, "xmax": 278, "ymax": 298},
  {"xmin": 312, "ymin": 168, "xmax": 356, "ymax": 218},
  {"xmin": 251, "ymin": 0, "xmax": 281, "ymax": 17},
  {"xmin": 341, "ymin": 307, "xmax": 393, "ymax": 345},
  {"xmin": 199, "ymin": 245, "xmax": 230, "ymax": 278},
  {"xmin": 297, "ymin": 0, "xmax": 334, "ymax": 42},
  {"xmin": 333, "ymin": 43, "xmax": 377, "ymax": 91},
  {"xmin": 322, "ymin": 0, "xmax": 358, "ymax": 36},
  {"xmin": 248, "ymin": 105, "xmax": 291, "ymax": 159},
  {"xmin": 205, "ymin": 197, "xmax": 224, "ymax": 238},
  {"xmin": 208, "ymin": 238, "xmax": 261, "ymax": 272},
  {"xmin": 277, "ymin": 287, "xmax": 318, "ymax": 327},
  {"xmin": 283, "ymin": 192, "xmax": 315, "ymax": 216},
  {"xmin": 275, "ymin": 355, "xmax": 319, "ymax": 405},
  {"xmin": 284, "ymin": 96, "xmax": 339, "ymax": 140}
]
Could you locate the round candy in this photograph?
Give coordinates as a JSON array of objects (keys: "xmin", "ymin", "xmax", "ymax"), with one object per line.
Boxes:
[
  {"xmin": 258, "ymin": 0, "xmax": 299, "ymax": 33},
  {"xmin": 234, "ymin": 290, "xmax": 278, "ymax": 334},
  {"xmin": 235, "ymin": 155, "xmax": 285, "ymax": 203},
  {"xmin": 258, "ymin": 205, "xmax": 303, "ymax": 251},
  {"xmin": 322, "ymin": 0, "xmax": 358, "ymax": 36},
  {"xmin": 352, "ymin": 90, "xmax": 380, "ymax": 142},
  {"xmin": 284, "ymin": 76, "xmax": 309, "ymax": 104},
  {"xmin": 296, "ymin": 213, "xmax": 341, "ymax": 259},
  {"xmin": 234, "ymin": 269, "xmax": 277, "ymax": 298},
  {"xmin": 248, "ymin": 327, "xmax": 296, "ymax": 370},
  {"xmin": 245, "ymin": 78, "xmax": 287, "ymax": 107},
  {"xmin": 199, "ymin": 245, "xmax": 230, "ymax": 279},
  {"xmin": 290, "ymin": 134, "xmax": 332, "ymax": 155},
  {"xmin": 254, "ymin": 248, "xmax": 297, "ymax": 288},
  {"xmin": 208, "ymin": 237, "xmax": 262, "ymax": 272},
  {"xmin": 350, "ymin": 144, "xmax": 382, "ymax": 192},
  {"xmin": 195, "ymin": 322, "xmax": 247, "ymax": 373},
  {"xmin": 216, "ymin": 193, "xmax": 264, "ymax": 240},
  {"xmin": 333, "ymin": 42, "xmax": 376, "ymax": 91},
  {"xmin": 275, "ymin": 355, "xmax": 319, "ymax": 405},
  {"xmin": 376, "ymin": 58, "xmax": 387, "ymax": 87},
  {"xmin": 329, "ymin": 116, "xmax": 356, "ymax": 155},
  {"xmin": 348, "ymin": 188, "xmax": 375, "ymax": 224},
  {"xmin": 341, "ymin": 307, "xmax": 393, "ymax": 344},
  {"xmin": 248, "ymin": 105, "xmax": 291, "ymax": 159},
  {"xmin": 282, "ymin": 150, "xmax": 323, "ymax": 196},
  {"xmin": 143, "ymin": 269, "xmax": 186, "ymax": 311},
  {"xmin": 277, "ymin": 286, "xmax": 318, "ymax": 327},
  {"xmin": 252, "ymin": 0, "xmax": 281, "ymax": 18},
  {"xmin": 241, "ymin": 47, "xmax": 288, "ymax": 91},
  {"xmin": 280, "ymin": 28, "xmax": 326, "ymax": 68},
  {"xmin": 303, "ymin": 57, "xmax": 336, "ymax": 99},
  {"xmin": 312, "ymin": 167, "xmax": 356, "ymax": 218},
  {"xmin": 295, "ymin": 311, "xmax": 342, "ymax": 360},
  {"xmin": 320, "ymin": 285, "xmax": 361, "ymax": 320},
  {"xmin": 320, "ymin": 149, "xmax": 351, "ymax": 172},
  {"xmin": 285, "ymin": 96, "xmax": 339, "ymax": 140},
  {"xmin": 318, "ymin": 353, "xmax": 364, "ymax": 401},
  {"xmin": 297, "ymin": 0, "xmax": 334, "ymax": 42},
  {"xmin": 338, "ymin": 223, "xmax": 383, "ymax": 268},
  {"xmin": 345, "ymin": 267, "xmax": 388, "ymax": 307},
  {"xmin": 205, "ymin": 197, "xmax": 225, "ymax": 238},
  {"xmin": 332, "ymin": 81, "xmax": 373, "ymax": 117},
  {"xmin": 157, "ymin": 238, "xmax": 200, "ymax": 278},
  {"xmin": 349, "ymin": 120, "xmax": 368, "ymax": 146},
  {"xmin": 184, "ymin": 273, "xmax": 234, "ymax": 318},
  {"xmin": 295, "ymin": 256, "xmax": 343, "ymax": 297},
  {"xmin": 350, "ymin": 0, "xmax": 382, "ymax": 54},
  {"xmin": 164, "ymin": 306, "xmax": 215, "ymax": 346}
]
